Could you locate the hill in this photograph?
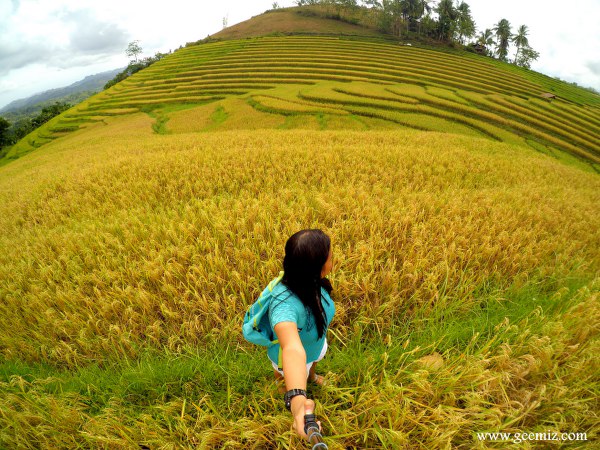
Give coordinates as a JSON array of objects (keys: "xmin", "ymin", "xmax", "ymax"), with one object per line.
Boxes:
[
  {"xmin": 0, "ymin": 68, "xmax": 122, "ymax": 118},
  {"xmin": 4, "ymin": 17, "xmax": 599, "ymax": 169},
  {"xmin": 210, "ymin": 7, "xmax": 383, "ymax": 40},
  {"xmin": 0, "ymin": 7, "xmax": 599, "ymax": 449}
]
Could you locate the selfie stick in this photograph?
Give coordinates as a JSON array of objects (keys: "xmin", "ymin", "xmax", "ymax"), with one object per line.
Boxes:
[{"xmin": 304, "ymin": 405, "xmax": 328, "ymax": 450}]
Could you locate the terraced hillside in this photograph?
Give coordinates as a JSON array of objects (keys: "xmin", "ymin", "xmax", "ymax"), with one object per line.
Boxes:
[
  {"xmin": 8, "ymin": 35, "xmax": 600, "ymax": 170},
  {"xmin": 1, "ymin": 17, "xmax": 600, "ymax": 449}
]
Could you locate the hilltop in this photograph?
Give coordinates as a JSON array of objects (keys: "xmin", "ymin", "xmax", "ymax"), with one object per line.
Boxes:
[
  {"xmin": 209, "ymin": 7, "xmax": 383, "ymax": 40},
  {"xmin": 0, "ymin": 6, "xmax": 599, "ymax": 449}
]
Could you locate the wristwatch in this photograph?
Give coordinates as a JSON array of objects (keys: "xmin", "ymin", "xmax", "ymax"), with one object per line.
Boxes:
[{"xmin": 284, "ymin": 389, "xmax": 307, "ymax": 411}]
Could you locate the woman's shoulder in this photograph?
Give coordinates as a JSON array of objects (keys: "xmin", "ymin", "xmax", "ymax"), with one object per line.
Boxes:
[
  {"xmin": 268, "ymin": 282, "xmax": 304, "ymax": 325},
  {"xmin": 271, "ymin": 282, "xmax": 300, "ymax": 304},
  {"xmin": 271, "ymin": 283, "xmax": 307, "ymax": 314}
]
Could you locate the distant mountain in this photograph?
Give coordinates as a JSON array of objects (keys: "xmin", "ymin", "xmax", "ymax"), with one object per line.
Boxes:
[{"xmin": 0, "ymin": 68, "xmax": 123, "ymax": 115}]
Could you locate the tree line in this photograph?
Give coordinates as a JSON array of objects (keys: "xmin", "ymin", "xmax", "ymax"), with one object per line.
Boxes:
[
  {"xmin": 294, "ymin": 0, "xmax": 539, "ymax": 68},
  {"xmin": 0, "ymin": 102, "xmax": 71, "ymax": 159}
]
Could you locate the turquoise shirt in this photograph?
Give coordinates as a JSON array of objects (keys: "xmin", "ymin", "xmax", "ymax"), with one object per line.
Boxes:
[{"xmin": 267, "ymin": 281, "xmax": 335, "ymax": 368}]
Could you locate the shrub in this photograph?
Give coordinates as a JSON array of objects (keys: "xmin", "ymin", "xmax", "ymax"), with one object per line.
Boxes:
[{"xmin": 104, "ymin": 53, "xmax": 170, "ymax": 90}]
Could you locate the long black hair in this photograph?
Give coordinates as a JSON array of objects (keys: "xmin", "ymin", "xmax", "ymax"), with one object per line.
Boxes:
[{"xmin": 282, "ymin": 229, "xmax": 332, "ymax": 339}]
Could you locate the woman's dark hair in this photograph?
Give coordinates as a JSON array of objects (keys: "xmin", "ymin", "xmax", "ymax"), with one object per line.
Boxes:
[{"xmin": 282, "ymin": 229, "xmax": 332, "ymax": 339}]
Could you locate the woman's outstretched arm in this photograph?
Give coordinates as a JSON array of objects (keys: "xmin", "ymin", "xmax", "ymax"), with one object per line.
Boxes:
[{"xmin": 274, "ymin": 321, "xmax": 310, "ymax": 439}]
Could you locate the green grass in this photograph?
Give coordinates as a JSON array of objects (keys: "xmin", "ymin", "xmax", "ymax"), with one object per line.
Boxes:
[
  {"xmin": 495, "ymin": 97, "xmax": 600, "ymax": 145},
  {"xmin": 140, "ymin": 103, "xmax": 215, "ymax": 135},
  {"xmin": 530, "ymin": 98, "xmax": 600, "ymax": 130},
  {"xmin": 1, "ymin": 275, "xmax": 596, "ymax": 448},
  {"xmin": 209, "ymin": 106, "xmax": 229, "ymax": 126},
  {"xmin": 296, "ymin": 84, "xmax": 501, "ymax": 138},
  {"xmin": 483, "ymin": 96, "xmax": 599, "ymax": 152},
  {"xmin": 151, "ymin": 56, "xmax": 533, "ymax": 98},
  {"xmin": 214, "ymin": 39, "xmax": 540, "ymax": 93}
]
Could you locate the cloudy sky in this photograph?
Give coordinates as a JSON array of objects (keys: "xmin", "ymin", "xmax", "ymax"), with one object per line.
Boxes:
[{"xmin": 1, "ymin": 0, "xmax": 598, "ymax": 109}]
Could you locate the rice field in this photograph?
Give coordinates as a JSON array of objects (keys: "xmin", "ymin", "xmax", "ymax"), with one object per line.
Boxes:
[
  {"xmin": 5, "ymin": 36, "xmax": 600, "ymax": 170},
  {"xmin": 1, "ymin": 111, "xmax": 600, "ymax": 447},
  {"xmin": 1, "ymin": 31, "xmax": 599, "ymax": 449}
]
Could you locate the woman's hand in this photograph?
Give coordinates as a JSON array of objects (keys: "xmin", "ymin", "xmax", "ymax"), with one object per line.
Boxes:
[{"xmin": 291, "ymin": 397, "xmax": 321, "ymax": 440}]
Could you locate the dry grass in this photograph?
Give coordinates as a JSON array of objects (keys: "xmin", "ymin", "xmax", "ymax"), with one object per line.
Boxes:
[
  {"xmin": 1, "ymin": 117, "xmax": 599, "ymax": 367},
  {"xmin": 167, "ymin": 99, "xmax": 286, "ymax": 133},
  {"xmin": 1, "ymin": 114, "xmax": 599, "ymax": 447},
  {"xmin": 1, "ymin": 28, "xmax": 599, "ymax": 448},
  {"xmin": 211, "ymin": 9, "xmax": 383, "ymax": 40}
]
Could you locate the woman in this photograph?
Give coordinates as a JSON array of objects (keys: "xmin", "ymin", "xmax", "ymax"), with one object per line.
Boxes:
[{"xmin": 267, "ymin": 229, "xmax": 335, "ymax": 439}]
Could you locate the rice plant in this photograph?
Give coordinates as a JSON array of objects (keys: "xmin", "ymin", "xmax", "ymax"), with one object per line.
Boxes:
[{"xmin": 1, "ymin": 33, "xmax": 599, "ymax": 448}]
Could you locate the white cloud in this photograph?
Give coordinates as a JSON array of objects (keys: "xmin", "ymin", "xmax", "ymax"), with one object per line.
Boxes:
[
  {"xmin": 66, "ymin": 10, "xmax": 129, "ymax": 54},
  {"xmin": 466, "ymin": 0, "xmax": 600, "ymax": 90},
  {"xmin": 0, "ymin": 0, "xmax": 257, "ymax": 107}
]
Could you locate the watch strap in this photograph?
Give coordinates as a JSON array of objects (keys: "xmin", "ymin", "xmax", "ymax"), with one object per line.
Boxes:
[{"xmin": 284, "ymin": 388, "xmax": 307, "ymax": 410}]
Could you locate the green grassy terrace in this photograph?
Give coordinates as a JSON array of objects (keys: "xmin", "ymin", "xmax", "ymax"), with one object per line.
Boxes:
[{"xmin": 5, "ymin": 36, "xmax": 599, "ymax": 170}]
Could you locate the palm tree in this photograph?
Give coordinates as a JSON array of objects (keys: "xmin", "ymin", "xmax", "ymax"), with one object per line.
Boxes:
[
  {"xmin": 493, "ymin": 18, "xmax": 512, "ymax": 62},
  {"xmin": 477, "ymin": 29, "xmax": 494, "ymax": 45},
  {"xmin": 389, "ymin": 0, "xmax": 404, "ymax": 36},
  {"xmin": 399, "ymin": 0, "xmax": 412, "ymax": 35},
  {"xmin": 512, "ymin": 25, "xmax": 529, "ymax": 64},
  {"xmin": 435, "ymin": 0, "xmax": 457, "ymax": 41},
  {"xmin": 477, "ymin": 28, "xmax": 495, "ymax": 56},
  {"xmin": 415, "ymin": 0, "xmax": 432, "ymax": 35},
  {"xmin": 400, "ymin": 0, "xmax": 430, "ymax": 34},
  {"xmin": 455, "ymin": 2, "xmax": 476, "ymax": 44}
]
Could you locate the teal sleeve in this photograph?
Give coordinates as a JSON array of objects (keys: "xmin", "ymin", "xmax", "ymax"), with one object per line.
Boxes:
[{"xmin": 269, "ymin": 295, "xmax": 300, "ymax": 327}]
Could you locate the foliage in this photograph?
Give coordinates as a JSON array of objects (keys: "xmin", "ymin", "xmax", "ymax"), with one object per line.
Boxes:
[
  {"xmin": 0, "ymin": 69, "xmax": 120, "ymax": 117},
  {"xmin": 493, "ymin": 18, "xmax": 512, "ymax": 62},
  {"xmin": 510, "ymin": 25, "xmax": 539, "ymax": 69},
  {"xmin": 0, "ymin": 102, "xmax": 71, "ymax": 159},
  {"xmin": 434, "ymin": 0, "xmax": 457, "ymax": 41},
  {"xmin": 476, "ymin": 28, "xmax": 495, "ymax": 56},
  {"xmin": 514, "ymin": 45, "xmax": 540, "ymax": 69},
  {"xmin": 1, "ymin": 90, "xmax": 104, "ymax": 126},
  {"xmin": 125, "ymin": 40, "xmax": 143, "ymax": 62},
  {"xmin": 455, "ymin": 1, "xmax": 475, "ymax": 44},
  {"xmin": 512, "ymin": 24, "xmax": 529, "ymax": 62},
  {"xmin": 0, "ymin": 117, "xmax": 9, "ymax": 148},
  {"xmin": 277, "ymin": 0, "xmax": 541, "ymax": 71},
  {"xmin": 103, "ymin": 52, "xmax": 169, "ymax": 90},
  {"xmin": 267, "ymin": 1, "xmax": 543, "ymax": 71},
  {"xmin": 29, "ymin": 102, "xmax": 71, "ymax": 128},
  {"xmin": 104, "ymin": 40, "xmax": 169, "ymax": 91},
  {"xmin": 0, "ymin": 117, "xmax": 10, "ymax": 159}
]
